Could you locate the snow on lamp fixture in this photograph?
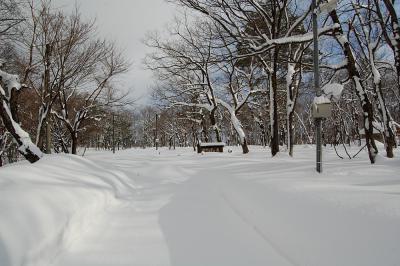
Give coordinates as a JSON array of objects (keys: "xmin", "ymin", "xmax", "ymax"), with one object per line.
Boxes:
[
  {"xmin": 312, "ymin": 83, "xmax": 344, "ymax": 118},
  {"xmin": 312, "ymin": 96, "xmax": 332, "ymax": 119}
]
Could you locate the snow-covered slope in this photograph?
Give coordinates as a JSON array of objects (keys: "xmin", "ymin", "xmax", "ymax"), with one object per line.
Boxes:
[
  {"xmin": 0, "ymin": 155, "xmax": 136, "ymax": 266},
  {"xmin": 0, "ymin": 146, "xmax": 399, "ymax": 266}
]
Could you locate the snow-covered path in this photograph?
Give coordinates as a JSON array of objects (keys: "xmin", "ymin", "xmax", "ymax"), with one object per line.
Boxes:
[
  {"xmin": 54, "ymin": 153, "xmax": 181, "ymax": 266},
  {"xmin": 51, "ymin": 146, "xmax": 400, "ymax": 266},
  {"xmin": 55, "ymin": 149, "xmax": 293, "ymax": 266}
]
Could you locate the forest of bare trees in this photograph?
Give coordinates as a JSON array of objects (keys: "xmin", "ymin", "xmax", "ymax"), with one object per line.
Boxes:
[
  {"xmin": 0, "ymin": 0, "xmax": 134, "ymax": 165},
  {"xmin": 145, "ymin": 0, "xmax": 400, "ymax": 162},
  {"xmin": 1, "ymin": 0, "xmax": 400, "ymax": 166}
]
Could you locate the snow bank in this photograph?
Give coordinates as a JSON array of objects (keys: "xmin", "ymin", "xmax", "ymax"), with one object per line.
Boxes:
[
  {"xmin": 157, "ymin": 146, "xmax": 400, "ymax": 266},
  {"xmin": 0, "ymin": 155, "xmax": 135, "ymax": 266}
]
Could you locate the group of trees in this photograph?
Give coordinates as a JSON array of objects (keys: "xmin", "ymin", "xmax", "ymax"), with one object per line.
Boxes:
[
  {"xmin": 145, "ymin": 0, "xmax": 400, "ymax": 163},
  {"xmin": 0, "ymin": 0, "xmax": 132, "ymax": 165},
  {"xmin": 1, "ymin": 0, "xmax": 400, "ymax": 166}
]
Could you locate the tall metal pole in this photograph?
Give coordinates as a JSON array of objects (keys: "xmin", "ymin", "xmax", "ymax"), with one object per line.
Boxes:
[{"xmin": 313, "ymin": 0, "xmax": 322, "ymax": 173}]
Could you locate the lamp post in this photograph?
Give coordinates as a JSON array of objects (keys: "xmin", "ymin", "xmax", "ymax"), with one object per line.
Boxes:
[{"xmin": 313, "ymin": 0, "xmax": 322, "ymax": 173}]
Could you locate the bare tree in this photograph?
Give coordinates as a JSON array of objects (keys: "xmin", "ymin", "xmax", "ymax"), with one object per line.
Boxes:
[
  {"xmin": 0, "ymin": 0, "xmax": 42, "ymax": 163},
  {"xmin": 374, "ymin": 0, "xmax": 400, "ymax": 99},
  {"xmin": 53, "ymin": 44, "xmax": 129, "ymax": 154},
  {"xmin": 146, "ymin": 19, "xmax": 223, "ymax": 143},
  {"xmin": 0, "ymin": 64, "xmax": 43, "ymax": 163},
  {"xmin": 171, "ymin": 0, "xmax": 338, "ymax": 156},
  {"xmin": 351, "ymin": 1, "xmax": 396, "ymax": 158}
]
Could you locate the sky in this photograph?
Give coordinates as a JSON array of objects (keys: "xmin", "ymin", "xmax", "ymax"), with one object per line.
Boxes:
[{"xmin": 53, "ymin": 0, "xmax": 178, "ymax": 105}]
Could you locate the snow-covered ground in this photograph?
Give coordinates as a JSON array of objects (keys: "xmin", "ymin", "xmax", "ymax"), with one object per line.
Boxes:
[{"xmin": 0, "ymin": 145, "xmax": 399, "ymax": 266}]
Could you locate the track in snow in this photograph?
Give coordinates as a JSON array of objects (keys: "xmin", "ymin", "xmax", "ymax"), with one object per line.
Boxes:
[{"xmin": 54, "ymin": 146, "xmax": 400, "ymax": 266}]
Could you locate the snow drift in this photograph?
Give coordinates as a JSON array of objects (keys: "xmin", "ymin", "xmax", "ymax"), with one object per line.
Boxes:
[
  {"xmin": 0, "ymin": 155, "xmax": 135, "ymax": 266},
  {"xmin": 1, "ymin": 146, "xmax": 399, "ymax": 266}
]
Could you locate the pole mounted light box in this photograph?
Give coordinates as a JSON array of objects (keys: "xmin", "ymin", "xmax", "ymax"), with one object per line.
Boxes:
[{"xmin": 312, "ymin": 96, "xmax": 332, "ymax": 118}]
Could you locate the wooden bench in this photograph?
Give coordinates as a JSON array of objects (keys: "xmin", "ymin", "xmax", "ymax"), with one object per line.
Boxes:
[{"xmin": 197, "ymin": 142, "xmax": 225, "ymax": 153}]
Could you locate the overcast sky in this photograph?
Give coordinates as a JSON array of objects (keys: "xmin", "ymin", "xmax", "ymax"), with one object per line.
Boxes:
[{"xmin": 53, "ymin": 0, "xmax": 178, "ymax": 105}]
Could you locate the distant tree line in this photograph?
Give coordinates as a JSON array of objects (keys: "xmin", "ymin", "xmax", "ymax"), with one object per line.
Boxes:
[{"xmin": 2, "ymin": 0, "xmax": 400, "ymax": 166}]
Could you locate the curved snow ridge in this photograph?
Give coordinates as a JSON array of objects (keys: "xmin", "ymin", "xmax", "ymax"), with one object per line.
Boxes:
[{"xmin": 0, "ymin": 154, "xmax": 137, "ymax": 266}]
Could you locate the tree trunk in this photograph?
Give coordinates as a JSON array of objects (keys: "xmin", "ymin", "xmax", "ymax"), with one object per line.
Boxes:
[
  {"xmin": 288, "ymin": 114, "xmax": 294, "ymax": 156},
  {"xmin": 241, "ymin": 137, "xmax": 249, "ymax": 154},
  {"xmin": 286, "ymin": 62, "xmax": 301, "ymax": 157},
  {"xmin": 39, "ymin": 43, "xmax": 53, "ymax": 154},
  {"xmin": 209, "ymin": 108, "xmax": 222, "ymax": 142},
  {"xmin": 330, "ymin": 10, "xmax": 378, "ymax": 163},
  {"xmin": 36, "ymin": 106, "xmax": 49, "ymax": 151},
  {"xmin": 191, "ymin": 125, "xmax": 197, "ymax": 151},
  {"xmin": 0, "ymin": 96, "xmax": 42, "ymax": 163},
  {"xmin": 270, "ymin": 58, "xmax": 280, "ymax": 156},
  {"xmin": 46, "ymin": 119, "xmax": 52, "ymax": 154},
  {"xmin": 71, "ymin": 133, "xmax": 78, "ymax": 155},
  {"xmin": 374, "ymin": 83, "xmax": 396, "ymax": 158},
  {"xmin": 381, "ymin": 0, "xmax": 400, "ymax": 98},
  {"xmin": 256, "ymin": 118, "xmax": 267, "ymax": 148},
  {"xmin": 10, "ymin": 89, "xmax": 21, "ymax": 122},
  {"xmin": 201, "ymin": 114, "xmax": 209, "ymax": 142},
  {"xmin": 36, "ymin": 115, "xmax": 52, "ymax": 154}
]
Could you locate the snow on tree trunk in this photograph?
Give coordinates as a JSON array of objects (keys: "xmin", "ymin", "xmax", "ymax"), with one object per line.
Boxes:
[
  {"xmin": 382, "ymin": 0, "xmax": 400, "ymax": 98},
  {"xmin": 217, "ymin": 99, "xmax": 249, "ymax": 154},
  {"xmin": 0, "ymin": 131, "xmax": 9, "ymax": 167},
  {"xmin": 36, "ymin": 105, "xmax": 51, "ymax": 150},
  {"xmin": 330, "ymin": 11, "xmax": 378, "ymax": 164},
  {"xmin": 0, "ymin": 69, "xmax": 43, "ymax": 163},
  {"xmin": 355, "ymin": 5, "xmax": 396, "ymax": 158},
  {"xmin": 374, "ymin": 82, "xmax": 396, "ymax": 158},
  {"xmin": 286, "ymin": 63, "xmax": 296, "ymax": 157},
  {"xmin": 0, "ymin": 101, "xmax": 42, "ymax": 163},
  {"xmin": 201, "ymin": 113, "xmax": 209, "ymax": 142},
  {"xmin": 209, "ymin": 108, "xmax": 222, "ymax": 142},
  {"xmin": 367, "ymin": 34, "xmax": 396, "ymax": 158}
]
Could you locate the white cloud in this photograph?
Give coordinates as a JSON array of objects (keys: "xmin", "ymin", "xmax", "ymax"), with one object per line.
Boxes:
[{"xmin": 53, "ymin": 0, "xmax": 177, "ymax": 105}]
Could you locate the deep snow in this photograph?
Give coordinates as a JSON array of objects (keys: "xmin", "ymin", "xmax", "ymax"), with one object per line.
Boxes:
[{"xmin": 0, "ymin": 145, "xmax": 399, "ymax": 266}]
